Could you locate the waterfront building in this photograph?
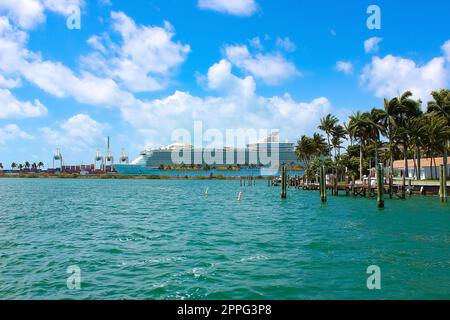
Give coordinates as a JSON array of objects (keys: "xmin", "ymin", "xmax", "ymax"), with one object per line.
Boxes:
[{"xmin": 393, "ymin": 157, "xmax": 450, "ymax": 179}]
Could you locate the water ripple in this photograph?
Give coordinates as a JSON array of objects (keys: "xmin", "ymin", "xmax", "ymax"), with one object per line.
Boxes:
[{"xmin": 1, "ymin": 178, "xmax": 450, "ymax": 299}]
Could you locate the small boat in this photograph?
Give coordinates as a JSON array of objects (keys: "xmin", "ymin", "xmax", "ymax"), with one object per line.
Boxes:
[{"xmin": 272, "ymin": 177, "xmax": 281, "ymax": 186}]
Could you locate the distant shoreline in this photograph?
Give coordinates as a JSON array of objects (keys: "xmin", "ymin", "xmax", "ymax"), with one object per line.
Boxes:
[{"xmin": 0, "ymin": 173, "xmax": 270, "ymax": 180}]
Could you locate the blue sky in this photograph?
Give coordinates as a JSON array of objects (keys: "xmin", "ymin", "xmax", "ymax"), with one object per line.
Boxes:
[{"xmin": 0, "ymin": 0, "xmax": 449, "ymax": 167}]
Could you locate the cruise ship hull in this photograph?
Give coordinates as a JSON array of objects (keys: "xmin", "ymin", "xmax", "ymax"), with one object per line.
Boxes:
[{"xmin": 114, "ymin": 165, "xmax": 301, "ymax": 177}]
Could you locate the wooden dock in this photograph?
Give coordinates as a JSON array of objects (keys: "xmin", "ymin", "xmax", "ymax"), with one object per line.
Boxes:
[{"xmin": 269, "ymin": 175, "xmax": 449, "ymax": 198}]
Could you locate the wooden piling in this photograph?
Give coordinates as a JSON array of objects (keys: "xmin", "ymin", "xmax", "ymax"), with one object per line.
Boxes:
[
  {"xmin": 319, "ymin": 166, "xmax": 323, "ymax": 199},
  {"xmin": 281, "ymin": 166, "xmax": 287, "ymax": 199},
  {"xmin": 440, "ymin": 165, "xmax": 448, "ymax": 203},
  {"xmin": 389, "ymin": 176, "xmax": 393, "ymax": 199},
  {"xmin": 320, "ymin": 165, "xmax": 327, "ymax": 203},
  {"xmin": 351, "ymin": 176, "xmax": 355, "ymax": 197},
  {"xmin": 376, "ymin": 163, "xmax": 384, "ymax": 209}
]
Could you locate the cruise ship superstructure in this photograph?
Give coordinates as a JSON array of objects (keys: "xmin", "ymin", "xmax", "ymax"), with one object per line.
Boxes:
[{"xmin": 114, "ymin": 134, "xmax": 303, "ymax": 175}]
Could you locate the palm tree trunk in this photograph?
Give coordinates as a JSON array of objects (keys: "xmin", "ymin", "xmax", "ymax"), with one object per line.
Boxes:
[
  {"xmin": 403, "ymin": 143, "xmax": 409, "ymax": 178},
  {"xmin": 417, "ymin": 146, "xmax": 421, "ymax": 181},
  {"xmin": 360, "ymin": 143, "xmax": 364, "ymax": 182},
  {"xmin": 389, "ymin": 137, "xmax": 394, "ymax": 177},
  {"xmin": 429, "ymin": 152, "xmax": 434, "ymax": 180},
  {"xmin": 374, "ymin": 143, "xmax": 379, "ymax": 167},
  {"xmin": 327, "ymin": 134, "xmax": 331, "ymax": 158},
  {"xmin": 413, "ymin": 148, "xmax": 417, "ymax": 180},
  {"xmin": 402, "ymin": 143, "xmax": 408, "ymax": 198},
  {"xmin": 444, "ymin": 139, "xmax": 448, "ymax": 179}
]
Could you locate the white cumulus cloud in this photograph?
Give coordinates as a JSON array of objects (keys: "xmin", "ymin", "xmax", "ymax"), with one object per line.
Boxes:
[
  {"xmin": 0, "ymin": 9, "xmax": 333, "ymax": 155},
  {"xmin": 364, "ymin": 37, "xmax": 383, "ymax": 54},
  {"xmin": 361, "ymin": 54, "xmax": 448, "ymax": 102},
  {"xmin": 119, "ymin": 60, "xmax": 331, "ymax": 148},
  {"xmin": 0, "ymin": 88, "xmax": 47, "ymax": 119},
  {"xmin": 0, "ymin": 15, "xmax": 136, "ymax": 109},
  {"xmin": 40, "ymin": 114, "xmax": 108, "ymax": 152},
  {"xmin": 335, "ymin": 61, "xmax": 353, "ymax": 74},
  {"xmin": 276, "ymin": 37, "xmax": 296, "ymax": 52},
  {"xmin": 0, "ymin": 0, "xmax": 84, "ymax": 30},
  {"xmin": 0, "ymin": 124, "xmax": 33, "ymax": 145},
  {"xmin": 442, "ymin": 40, "xmax": 450, "ymax": 62},
  {"xmin": 207, "ymin": 59, "xmax": 256, "ymax": 98},
  {"xmin": 225, "ymin": 44, "xmax": 300, "ymax": 85},
  {"xmin": 20, "ymin": 60, "xmax": 135, "ymax": 107},
  {"xmin": 198, "ymin": 0, "xmax": 258, "ymax": 16},
  {"xmin": 82, "ymin": 11, "xmax": 191, "ymax": 93}
]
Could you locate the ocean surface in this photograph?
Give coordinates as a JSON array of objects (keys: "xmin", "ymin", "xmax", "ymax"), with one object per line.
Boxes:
[{"xmin": 0, "ymin": 178, "xmax": 449, "ymax": 300}]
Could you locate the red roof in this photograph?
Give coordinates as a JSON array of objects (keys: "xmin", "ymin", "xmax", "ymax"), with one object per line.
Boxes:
[{"xmin": 393, "ymin": 157, "xmax": 450, "ymax": 169}]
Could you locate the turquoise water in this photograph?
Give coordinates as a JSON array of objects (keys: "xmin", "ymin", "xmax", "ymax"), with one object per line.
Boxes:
[{"xmin": 0, "ymin": 178, "xmax": 449, "ymax": 300}]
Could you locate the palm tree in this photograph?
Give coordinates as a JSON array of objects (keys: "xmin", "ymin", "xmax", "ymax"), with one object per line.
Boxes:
[
  {"xmin": 319, "ymin": 114, "xmax": 339, "ymax": 157},
  {"xmin": 38, "ymin": 162, "xmax": 44, "ymax": 171},
  {"xmin": 18, "ymin": 164, "xmax": 23, "ymax": 172},
  {"xmin": 395, "ymin": 92, "xmax": 421, "ymax": 179},
  {"xmin": 428, "ymin": 89, "xmax": 450, "ymax": 177},
  {"xmin": 11, "ymin": 162, "xmax": 17, "ymax": 171},
  {"xmin": 0, "ymin": 163, "xmax": 3, "ymax": 171},
  {"xmin": 24, "ymin": 161, "xmax": 30, "ymax": 170},
  {"xmin": 296, "ymin": 136, "xmax": 315, "ymax": 164},
  {"xmin": 343, "ymin": 122, "xmax": 353, "ymax": 146},
  {"xmin": 407, "ymin": 115, "xmax": 427, "ymax": 179},
  {"xmin": 331, "ymin": 125, "xmax": 347, "ymax": 159},
  {"xmin": 348, "ymin": 112, "xmax": 370, "ymax": 181},
  {"xmin": 312, "ymin": 133, "xmax": 328, "ymax": 157},
  {"xmin": 382, "ymin": 91, "xmax": 421, "ymax": 179},
  {"xmin": 382, "ymin": 97, "xmax": 399, "ymax": 176},
  {"xmin": 365, "ymin": 108, "xmax": 385, "ymax": 167},
  {"xmin": 296, "ymin": 134, "xmax": 328, "ymax": 164},
  {"xmin": 422, "ymin": 113, "xmax": 449, "ymax": 179}
]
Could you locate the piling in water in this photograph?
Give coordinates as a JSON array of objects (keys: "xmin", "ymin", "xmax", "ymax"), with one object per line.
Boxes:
[
  {"xmin": 319, "ymin": 167, "xmax": 323, "ymax": 199},
  {"xmin": 351, "ymin": 176, "xmax": 355, "ymax": 196},
  {"xmin": 389, "ymin": 176, "xmax": 393, "ymax": 199},
  {"xmin": 376, "ymin": 163, "xmax": 384, "ymax": 209},
  {"xmin": 440, "ymin": 165, "xmax": 448, "ymax": 203},
  {"xmin": 281, "ymin": 166, "xmax": 287, "ymax": 199},
  {"xmin": 320, "ymin": 166, "xmax": 327, "ymax": 203}
]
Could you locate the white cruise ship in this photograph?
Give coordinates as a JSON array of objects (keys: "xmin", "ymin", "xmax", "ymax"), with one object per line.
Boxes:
[{"xmin": 114, "ymin": 134, "xmax": 304, "ymax": 175}]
